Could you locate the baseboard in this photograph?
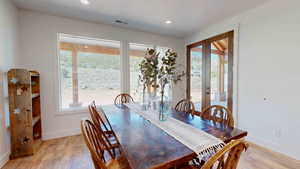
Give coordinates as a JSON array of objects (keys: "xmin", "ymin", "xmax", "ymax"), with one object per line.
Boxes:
[
  {"xmin": 247, "ymin": 135, "xmax": 280, "ymax": 150},
  {"xmin": 0, "ymin": 151, "xmax": 10, "ymax": 168},
  {"xmin": 247, "ymin": 135, "xmax": 300, "ymax": 161},
  {"xmin": 43, "ymin": 128, "xmax": 81, "ymax": 140}
]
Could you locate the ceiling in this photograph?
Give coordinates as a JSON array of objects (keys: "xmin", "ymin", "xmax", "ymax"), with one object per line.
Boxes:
[{"xmin": 13, "ymin": 0, "xmax": 270, "ymax": 38}]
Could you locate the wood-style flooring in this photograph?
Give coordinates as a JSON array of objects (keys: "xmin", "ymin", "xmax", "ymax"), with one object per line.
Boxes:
[{"xmin": 2, "ymin": 135, "xmax": 300, "ymax": 169}]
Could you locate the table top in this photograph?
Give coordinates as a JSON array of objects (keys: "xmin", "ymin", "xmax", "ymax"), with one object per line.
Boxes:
[{"xmin": 102, "ymin": 104, "xmax": 248, "ymax": 169}]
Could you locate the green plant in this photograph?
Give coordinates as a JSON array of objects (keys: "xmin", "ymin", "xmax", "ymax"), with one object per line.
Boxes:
[
  {"xmin": 158, "ymin": 49, "xmax": 184, "ymax": 104},
  {"xmin": 138, "ymin": 49, "xmax": 160, "ymax": 90},
  {"xmin": 139, "ymin": 48, "xmax": 185, "ymax": 105}
]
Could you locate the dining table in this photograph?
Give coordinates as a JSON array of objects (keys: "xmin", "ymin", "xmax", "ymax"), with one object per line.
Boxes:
[{"xmin": 102, "ymin": 104, "xmax": 248, "ymax": 169}]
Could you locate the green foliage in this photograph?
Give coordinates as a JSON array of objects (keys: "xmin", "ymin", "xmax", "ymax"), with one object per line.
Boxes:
[
  {"xmin": 159, "ymin": 49, "xmax": 177, "ymax": 79},
  {"xmin": 138, "ymin": 49, "xmax": 160, "ymax": 89},
  {"xmin": 139, "ymin": 48, "xmax": 185, "ymax": 95}
]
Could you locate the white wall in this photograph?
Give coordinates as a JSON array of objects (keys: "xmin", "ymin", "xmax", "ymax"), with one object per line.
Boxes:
[
  {"xmin": 185, "ymin": 0, "xmax": 300, "ymax": 160},
  {"xmin": 18, "ymin": 10, "xmax": 185, "ymax": 140},
  {"xmin": 0, "ymin": 0, "xmax": 20, "ymax": 167}
]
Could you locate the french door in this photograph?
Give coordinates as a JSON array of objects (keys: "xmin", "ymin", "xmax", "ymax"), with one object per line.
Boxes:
[{"xmin": 187, "ymin": 31, "xmax": 234, "ymax": 113}]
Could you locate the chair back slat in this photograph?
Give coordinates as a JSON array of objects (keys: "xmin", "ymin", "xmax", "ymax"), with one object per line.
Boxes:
[
  {"xmin": 81, "ymin": 120, "xmax": 115, "ymax": 169},
  {"xmin": 114, "ymin": 93, "xmax": 134, "ymax": 104},
  {"xmin": 88, "ymin": 101, "xmax": 121, "ymax": 153},
  {"xmin": 175, "ymin": 99, "xmax": 196, "ymax": 116},
  {"xmin": 89, "ymin": 101, "xmax": 111, "ymax": 132},
  {"xmin": 201, "ymin": 139, "xmax": 248, "ymax": 169},
  {"xmin": 201, "ymin": 105, "xmax": 234, "ymax": 127}
]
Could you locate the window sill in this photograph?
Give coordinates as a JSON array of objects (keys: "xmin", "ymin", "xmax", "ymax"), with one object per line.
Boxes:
[{"xmin": 56, "ymin": 107, "xmax": 89, "ymax": 116}]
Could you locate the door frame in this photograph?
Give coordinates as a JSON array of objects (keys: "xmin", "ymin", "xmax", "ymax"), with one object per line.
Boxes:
[{"xmin": 186, "ymin": 31, "xmax": 234, "ymax": 112}]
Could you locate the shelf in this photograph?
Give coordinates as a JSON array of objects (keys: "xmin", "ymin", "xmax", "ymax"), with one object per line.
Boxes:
[
  {"xmin": 8, "ymin": 69, "xmax": 42, "ymax": 158},
  {"xmin": 30, "ymin": 71, "xmax": 39, "ymax": 77},
  {"xmin": 32, "ymin": 116, "xmax": 41, "ymax": 126},
  {"xmin": 32, "ymin": 93, "xmax": 40, "ymax": 99}
]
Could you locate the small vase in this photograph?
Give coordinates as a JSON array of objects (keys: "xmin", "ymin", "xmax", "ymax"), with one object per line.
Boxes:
[{"xmin": 159, "ymin": 102, "xmax": 167, "ymax": 121}]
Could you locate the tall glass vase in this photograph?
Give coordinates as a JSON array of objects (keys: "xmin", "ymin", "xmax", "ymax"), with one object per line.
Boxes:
[
  {"xmin": 159, "ymin": 82, "xmax": 172, "ymax": 121},
  {"xmin": 141, "ymin": 85, "xmax": 156, "ymax": 110}
]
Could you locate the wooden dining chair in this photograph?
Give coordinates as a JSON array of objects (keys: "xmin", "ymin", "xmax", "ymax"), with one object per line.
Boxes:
[
  {"xmin": 114, "ymin": 93, "xmax": 134, "ymax": 105},
  {"xmin": 81, "ymin": 120, "xmax": 130, "ymax": 169},
  {"xmin": 201, "ymin": 105, "xmax": 234, "ymax": 127},
  {"xmin": 175, "ymin": 99, "xmax": 196, "ymax": 116},
  {"xmin": 182, "ymin": 139, "xmax": 248, "ymax": 169},
  {"xmin": 88, "ymin": 101, "xmax": 122, "ymax": 155}
]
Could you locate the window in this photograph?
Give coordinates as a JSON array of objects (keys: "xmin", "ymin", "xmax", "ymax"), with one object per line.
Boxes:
[
  {"xmin": 57, "ymin": 34, "xmax": 173, "ymax": 112},
  {"xmin": 58, "ymin": 34, "xmax": 121, "ymax": 110}
]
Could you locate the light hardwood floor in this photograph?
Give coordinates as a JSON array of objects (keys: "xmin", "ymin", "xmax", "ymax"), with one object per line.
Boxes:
[{"xmin": 2, "ymin": 135, "xmax": 300, "ymax": 169}]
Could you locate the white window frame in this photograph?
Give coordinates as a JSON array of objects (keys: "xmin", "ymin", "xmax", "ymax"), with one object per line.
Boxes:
[
  {"xmin": 55, "ymin": 34, "xmax": 124, "ymax": 114},
  {"xmin": 55, "ymin": 33, "xmax": 172, "ymax": 115}
]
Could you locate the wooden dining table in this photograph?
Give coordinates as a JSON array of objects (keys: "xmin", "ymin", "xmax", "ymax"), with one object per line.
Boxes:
[{"xmin": 102, "ymin": 104, "xmax": 248, "ymax": 169}]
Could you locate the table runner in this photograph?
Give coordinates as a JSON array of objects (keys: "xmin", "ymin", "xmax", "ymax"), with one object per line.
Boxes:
[{"xmin": 124, "ymin": 103, "xmax": 225, "ymax": 159}]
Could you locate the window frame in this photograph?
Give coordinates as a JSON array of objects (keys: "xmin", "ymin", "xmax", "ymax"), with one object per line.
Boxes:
[
  {"xmin": 55, "ymin": 33, "xmax": 123, "ymax": 114},
  {"xmin": 55, "ymin": 33, "xmax": 172, "ymax": 115}
]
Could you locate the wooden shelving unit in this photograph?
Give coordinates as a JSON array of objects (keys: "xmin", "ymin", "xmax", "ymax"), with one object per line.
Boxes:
[{"xmin": 8, "ymin": 69, "xmax": 42, "ymax": 159}]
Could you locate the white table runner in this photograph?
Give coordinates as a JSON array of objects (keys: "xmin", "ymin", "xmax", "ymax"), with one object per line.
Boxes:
[{"xmin": 125, "ymin": 103, "xmax": 225, "ymax": 159}]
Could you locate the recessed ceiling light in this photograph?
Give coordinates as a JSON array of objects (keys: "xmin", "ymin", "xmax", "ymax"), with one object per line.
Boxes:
[
  {"xmin": 165, "ymin": 20, "xmax": 172, "ymax": 24},
  {"xmin": 80, "ymin": 0, "xmax": 90, "ymax": 5}
]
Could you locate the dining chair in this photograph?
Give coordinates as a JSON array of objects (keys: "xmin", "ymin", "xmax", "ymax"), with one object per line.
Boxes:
[
  {"xmin": 201, "ymin": 105, "xmax": 234, "ymax": 127},
  {"xmin": 88, "ymin": 101, "xmax": 122, "ymax": 155},
  {"xmin": 114, "ymin": 93, "xmax": 134, "ymax": 105},
  {"xmin": 182, "ymin": 139, "xmax": 248, "ymax": 169},
  {"xmin": 175, "ymin": 99, "xmax": 196, "ymax": 116},
  {"xmin": 81, "ymin": 120, "xmax": 130, "ymax": 169}
]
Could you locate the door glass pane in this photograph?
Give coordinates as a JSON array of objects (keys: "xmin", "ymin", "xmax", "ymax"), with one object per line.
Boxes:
[
  {"xmin": 190, "ymin": 45, "xmax": 203, "ymax": 111},
  {"xmin": 210, "ymin": 38, "xmax": 229, "ymax": 107},
  {"xmin": 129, "ymin": 43, "xmax": 154, "ymax": 101}
]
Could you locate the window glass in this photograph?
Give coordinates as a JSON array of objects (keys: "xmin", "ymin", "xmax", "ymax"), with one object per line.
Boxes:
[{"xmin": 59, "ymin": 34, "xmax": 121, "ymax": 110}]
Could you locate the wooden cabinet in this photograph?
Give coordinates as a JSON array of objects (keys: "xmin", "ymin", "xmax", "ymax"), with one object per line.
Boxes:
[{"xmin": 7, "ymin": 69, "xmax": 42, "ymax": 159}]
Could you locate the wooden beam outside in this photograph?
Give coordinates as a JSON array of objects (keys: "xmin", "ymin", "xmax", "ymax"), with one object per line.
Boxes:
[
  {"xmin": 212, "ymin": 42, "xmax": 226, "ymax": 52},
  {"xmin": 71, "ymin": 49, "xmax": 80, "ymax": 106},
  {"xmin": 60, "ymin": 42, "xmax": 146, "ymax": 57},
  {"xmin": 191, "ymin": 47, "xmax": 224, "ymax": 56},
  {"xmin": 218, "ymin": 55, "xmax": 225, "ymax": 96}
]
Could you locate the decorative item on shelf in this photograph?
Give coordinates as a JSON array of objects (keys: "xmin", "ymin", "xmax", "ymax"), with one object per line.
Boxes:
[{"xmin": 138, "ymin": 48, "xmax": 185, "ymax": 121}]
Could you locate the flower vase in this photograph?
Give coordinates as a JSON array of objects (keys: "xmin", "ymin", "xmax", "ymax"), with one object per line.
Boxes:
[
  {"xmin": 140, "ymin": 87, "xmax": 147, "ymax": 110},
  {"xmin": 147, "ymin": 85, "xmax": 158, "ymax": 110},
  {"xmin": 159, "ymin": 83, "xmax": 172, "ymax": 121}
]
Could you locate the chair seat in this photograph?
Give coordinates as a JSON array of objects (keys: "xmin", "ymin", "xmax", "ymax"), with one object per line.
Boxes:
[{"xmin": 106, "ymin": 155, "xmax": 131, "ymax": 169}]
